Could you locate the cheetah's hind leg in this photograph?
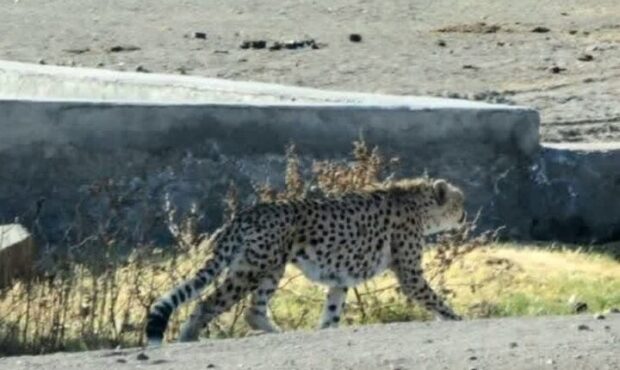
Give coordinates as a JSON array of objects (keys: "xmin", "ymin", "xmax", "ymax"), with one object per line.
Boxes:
[
  {"xmin": 245, "ymin": 268, "xmax": 285, "ymax": 333},
  {"xmin": 178, "ymin": 271, "xmax": 262, "ymax": 342}
]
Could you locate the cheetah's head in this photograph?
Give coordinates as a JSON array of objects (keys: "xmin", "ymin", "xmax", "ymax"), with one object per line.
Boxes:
[{"xmin": 422, "ymin": 179, "xmax": 466, "ymax": 235}]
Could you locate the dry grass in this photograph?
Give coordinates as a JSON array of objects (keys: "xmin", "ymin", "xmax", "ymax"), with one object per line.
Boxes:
[{"xmin": 1, "ymin": 140, "xmax": 618, "ymax": 356}]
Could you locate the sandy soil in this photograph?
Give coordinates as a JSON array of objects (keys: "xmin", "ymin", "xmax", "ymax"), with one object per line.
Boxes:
[
  {"xmin": 1, "ymin": 315, "xmax": 619, "ymax": 370},
  {"xmin": 1, "ymin": 0, "xmax": 619, "ymax": 142}
]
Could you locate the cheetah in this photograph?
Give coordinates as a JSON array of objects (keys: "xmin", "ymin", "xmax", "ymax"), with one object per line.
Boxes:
[{"xmin": 146, "ymin": 178, "xmax": 466, "ymax": 346}]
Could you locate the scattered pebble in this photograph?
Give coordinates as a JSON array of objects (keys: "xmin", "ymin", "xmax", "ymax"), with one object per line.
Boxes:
[
  {"xmin": 108, "ymin": 45, "xmax": 141, "ymax": 53},
  {"xmin": 135, "ymin": 65, "xmax": 150, "ymax": 73},
  {"xmin": 38, "ymin": 59, "xmax": 46, "ymax": 65},
  {"xmin": 577, "ymin": 324, "xmax": 591, "ymax": 331},
  {"xmin": 240, "ymin": 40, "xmax": 267, "ymax": 49},
  {"xmin": 574, "ymin": 354, "xmax": 583, "ymax": 360},
  {"xmin": 469, "ymin": 356, "xmax": 478, "ymax": 361},
  {"xmin": 509, "ymin": 342, "xmax": 518, "ymax": 348},
  {"xmin": 609, "ymin": 307, "xmax": 620, "ymax": 313},
  {"xmin": 436, "ymin": 22, "xmax": 500, "ymax": 34},
  {"xmin": 594, "ymin": 313, "xmax": 606, "ymax": 320},
  {"xmin": 193, "ymin": 31, "xmax": 207, "ymax": 39},
  {"xmin": 571, "ymin": 301, "xmax": 588, "ymax": 313},
  {"xmin": 436, "ymin": 39, "xmax": 447, "ymax": 47},
  {"xmin": 462, "ymin": 64, "xmax": 479, "ymax": 70},
  {"xmin": 349, "ymin": 33, "xmax": 362, "ymax": 42},
  {"xmin": 549, "ymin": 65, "xmax": 566, "ymax": 74},
  {"xmin": 577, "ymin": 53, "xmax": 594, "ymax": 62},
  {"xmin": 604, "ymin": 325, "xmax": 611, "ymax": 330},
  {"xmin": 532, "ymin": 26, "xmax": 551, "ymax": 33},
  {"xmin": 116, "ymin": 358, "xmax": 127, "ymax": 363},
  {"xmin": 136, "ymin": 352, "xmax": 149, "ymax": 361},
  {"xmin": 568, "ymin": 30, "xmax": 578, "ymax": 35},
  {"xmin": 270, "ymin": 39, "xmax": 320, "ymax": 51},
  {"xmin": 63, "ymin": 47, "xmax": 90, "ymax": 54},
  {"xmin": 207, "ymin": 364, "xmax": 216, "ymax": 369}
]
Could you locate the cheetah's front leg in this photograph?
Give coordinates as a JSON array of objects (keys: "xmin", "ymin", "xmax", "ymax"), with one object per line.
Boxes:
[
  {"xmin": 318, "ymin": 286, "xmax": 348, "ymax": 329},
  {"xmin": 392, "ymin": 264, "xmax": 462, "ymax": 321}
]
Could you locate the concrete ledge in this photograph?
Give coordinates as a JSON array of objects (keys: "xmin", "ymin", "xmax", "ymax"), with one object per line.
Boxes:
[
  {"xmin": 526, "ymin": 143, "xmax": 620, "ymax": 242},
  {"xmin": 0, "ymin": 61, "xmax": 542, "ymax": 246}
]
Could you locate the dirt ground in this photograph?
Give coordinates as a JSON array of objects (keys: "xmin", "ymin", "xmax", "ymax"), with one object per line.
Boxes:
[
  {"xmin": 1, "ymin": 315, "xmax": 618, "ymax": 370},
  {"xmin": 1, "ymin": 0, "xmax": 619, "ymax": 142}
]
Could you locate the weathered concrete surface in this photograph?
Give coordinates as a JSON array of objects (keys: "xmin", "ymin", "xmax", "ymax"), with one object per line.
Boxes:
[
  {"xmin": 528, "ymin": 143, "xmax": 620, "ymax": 243},
  {"xmin": 0, "ymin": 224, "xmax": 36, "ymax": 288},
  {"xmin": 1, "ymin": 315, "xmax": 619, "ymax": 370},
  {"xmin": 0, "ymin": 62, "xmax": 540, "ymax": 248},
  {"xmin": 0, "ymin": 60, "xmax": 528, "ymax": 108}
]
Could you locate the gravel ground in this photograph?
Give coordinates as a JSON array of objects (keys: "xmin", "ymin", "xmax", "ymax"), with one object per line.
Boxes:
[
  {"xmin": 1, "ymin": 315, "xmax": 619, "ymax": 370},
  {"xmin": 1, "ymin": 0, "xmax": 619, "ymax": 142}
]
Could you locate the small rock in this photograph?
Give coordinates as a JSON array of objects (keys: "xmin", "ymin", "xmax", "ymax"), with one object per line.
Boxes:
[
  {"xmin": 136, "ymin": 352, "xmax": 149, "ymax": 361},
  {"xmin": 96, "ymin": 62, "xmax": 105, "ymax": 68},
  {"xmin": 462, "ymin": 64, "xmax": 479, "ymax": 70},
  {"xmin": 469, "ymin": 356, "xmax": 478, "ymax": 361},
  {"xmin": 571, "ymin": 301, "xmax": 588, "ymax": 313},
  {"xmin": 349, "ymin": 33, "xmax": 362, "ymax": 42},
  {"xmin": 561, "ymin": 12, "xmax": 569, "ymax": 16},
  {"xmin": 193, "ymin": 32, "xmax": 207, "ymax": 39},
  {"xmin": 38, "ymin": 59, "xmax": 46, "ymax": 65},
  {"xmin": 594, "ymin": 313, "xmax": 606, "ymax": 320},
  {"xmin": 497, "ymin": 41, "xmax": 505, "ymax": 46},
  {"xmin": 546, "ymin": 359, "xmax": 555, "ymax": 365},
  {"xmin": 207, "ymin": 364, "xmax": 216, "ymax": 369},
  {"xmin": 116, "ymin": 358, "xmax": 127, "ymax": 363},
  {"xmin": 574, "ymin": 354, "xmax": 583, "ymax": 360},
  {"xmin": 609, "ymin": 307, "xmax": 620, "ymax": 313},
  {"xmin": 436, "ymin": 39, "xmax": 447, "ymax": 47},
  {"xmin": 108, "ymin": 45, "xmax": 141, "ymax": 53},
  {"xmin": 509, "ymin": 342, "xmax": 518, "ymax": 348},
  {"xmin": 568, "ymin": 30, "xmax": 578, "ymax": 35},
  {"xmin": 577, "ymin": 54, "xmax": 594, "ymax": 62},
  {"xmin": 549, "ymin": 65, "xmax": 566, "ymax": 74},
  {"xmin": 604, "ymin": 325, "xmax": 611, "ymax": 330},
  {"xmin": 63, "ymin": 47, "xmax": 90, "ymax": 55},
  {"xmin": 240, "ymin": 40, "xmax": 267, "ymax": 49},
  {"xmin": 532, "ymin": 26, "xmax": 551, "ymax": 33},
  {"xmin": 135, "ymin": 65, "xmax": 150, "ymax": 73},
  {"xmin": 577, "ymin": 324, "xmax": 591, "ymax": 331}
]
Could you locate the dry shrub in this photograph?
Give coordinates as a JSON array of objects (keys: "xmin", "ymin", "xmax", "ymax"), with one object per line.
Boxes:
[{"xmin": 0, "ymin": 139, "xmax": 485, "ymax": 355}]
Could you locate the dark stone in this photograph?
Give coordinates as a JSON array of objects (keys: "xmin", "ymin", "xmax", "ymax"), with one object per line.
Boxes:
[{"xmin": 349, "ymin": 34, "xmax": 362, "ymax": 42}]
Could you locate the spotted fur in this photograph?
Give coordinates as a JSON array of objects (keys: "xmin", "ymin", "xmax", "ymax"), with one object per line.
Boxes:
[{"xmin": 146, "ymin": 178, "xmax": 466, "ymax": 346}]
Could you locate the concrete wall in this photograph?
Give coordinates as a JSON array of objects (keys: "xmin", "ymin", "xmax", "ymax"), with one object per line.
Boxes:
[
  {"xmin": 2, "ymin": 61, "xmax": 619, "ymax": 249},
  {"xmin": 0, "ymin": 97, "xmax": 539, "ymax": 247}
]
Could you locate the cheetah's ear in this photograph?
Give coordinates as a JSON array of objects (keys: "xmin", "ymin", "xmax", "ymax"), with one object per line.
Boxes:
[{"xmin": 433, "ymin": 180, "xmax": 448, "ymax": 205}]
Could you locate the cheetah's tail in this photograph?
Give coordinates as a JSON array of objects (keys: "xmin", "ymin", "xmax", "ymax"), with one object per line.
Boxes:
[{"xmin": 145, "ymin": 236, "xmax": 227, "ymax": 347}]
